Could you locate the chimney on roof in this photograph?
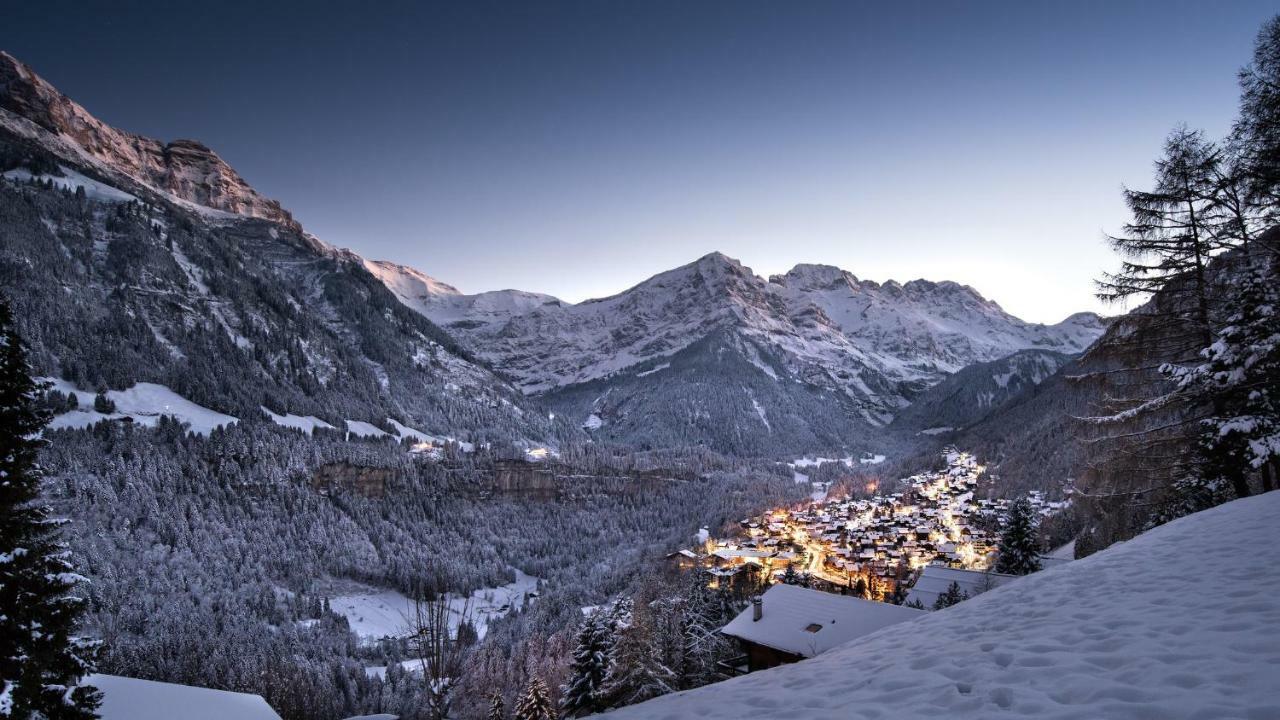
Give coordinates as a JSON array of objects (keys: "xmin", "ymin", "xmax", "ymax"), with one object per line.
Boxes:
[{"xmin": 751, "ymin": 595, "xmax": 763, "ymax": 622}]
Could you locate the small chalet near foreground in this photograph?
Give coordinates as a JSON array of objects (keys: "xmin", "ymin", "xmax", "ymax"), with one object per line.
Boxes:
[
  {"xmin": 85, "ymin": 674, "xmax": 283, "ymax": 720},
  {"xmin": 720, "ymin": 584, "xmax": 924, "ymax": 672}
]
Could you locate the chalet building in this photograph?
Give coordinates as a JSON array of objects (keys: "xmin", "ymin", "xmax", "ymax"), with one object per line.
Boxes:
[
  {"xmin": 719, "ymin": 584, "xmax": 924, "ymax": 673},
  {"xmin": 665, "ymin": 548, "xmax": 706, "ymax": 570},
  {"xmin": 85, "ymin": 674, "xmax": 283, "ymax": 720},
  {"xmin": 904, "ymin": 564, "xmax": 1017, "ymax": 608}
]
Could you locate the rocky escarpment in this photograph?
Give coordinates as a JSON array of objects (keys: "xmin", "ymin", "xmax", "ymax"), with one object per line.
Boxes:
[{"xmin": 0, "ymin": 51, "xmax": 297, "ymax": 228}]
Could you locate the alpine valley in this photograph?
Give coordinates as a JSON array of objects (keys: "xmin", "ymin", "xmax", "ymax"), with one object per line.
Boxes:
[
  {"xmin": 0, "ymin": 49, "xmax": 1107, "ymax": 719},
  {"xmin": 3, "ymin": 19, "xmax": 1277, "ymax": 720}
]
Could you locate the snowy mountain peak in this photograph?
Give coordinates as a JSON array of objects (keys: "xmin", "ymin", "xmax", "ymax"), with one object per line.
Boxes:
[
  {"xmin": 372, "ymin": 249, "xmax": 1108, "ymax": 450},
  {"xmin": 0, "ymin": 51, "xmax": 297, "ymax": 228},
  {"xmin": 771, "ymin": 263, "xmax": 859, "ymax": 291}
]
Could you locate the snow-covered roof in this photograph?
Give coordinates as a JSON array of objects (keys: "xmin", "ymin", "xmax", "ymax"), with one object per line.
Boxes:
[
  {"xmin": 595, "ymin": 491, "xmax": 1280, "ymax": 720},
  {"xmin": 720, "ymin": 584, "xmax": 923, "ymax": 658},
  {"xmin": 712, "ymin": 548, "xmax": 775, "ymax": 560},
  {"xmin": 904, "ymin": 565, "xmax": 1017, "ymax": 609},
  {"xmin": 86, "ymin": 674, "xmax": 282, "ymax": 720}
]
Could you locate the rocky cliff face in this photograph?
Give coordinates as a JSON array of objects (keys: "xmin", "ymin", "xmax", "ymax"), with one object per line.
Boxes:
[{"xmin": 0, "ymin": 51, "xmax": 297, "ymax": 227}]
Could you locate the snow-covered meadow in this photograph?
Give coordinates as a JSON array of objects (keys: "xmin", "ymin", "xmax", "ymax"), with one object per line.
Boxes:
[
  {"xmin": 43, "ymin": 378, "xmax": 237, "ymax": 435},
  {"xmin": 328, "ymin": 570, "xmax": 542, "ymax": 645}
]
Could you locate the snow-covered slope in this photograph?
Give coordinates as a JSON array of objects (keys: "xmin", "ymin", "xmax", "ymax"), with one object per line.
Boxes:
[
  {"xmin": 0, "ymin": 51, "xmax": 559, "ymax": 447},
  {"xmin": 370, "ymin": 252, "xmax": 1104, "ymax": 453},
  {"xmin": 362, "ymin": 258, "xmax": 558, "ymax": 328},
  {"xmin": 890, "ymin": 348, "xmax": 1075, "ymax": 434},
  {"xmin": 380, "ymin": 253, "xmax": 1102, "ymax": 406},
  {"xmin": 600, "ymin": 491, "xmax": 1280, "ymax": 720}
]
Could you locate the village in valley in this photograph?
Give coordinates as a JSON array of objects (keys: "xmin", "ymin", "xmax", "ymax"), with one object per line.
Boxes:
[{"xmin": 677, "ymin": 450, "xmax": 1069, "ymax": 607}]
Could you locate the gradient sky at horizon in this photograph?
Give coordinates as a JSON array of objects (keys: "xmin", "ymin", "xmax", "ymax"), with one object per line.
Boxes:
[{"xmin": 3, "ymin": 1, "xmax": 1276, "ymax": 322}]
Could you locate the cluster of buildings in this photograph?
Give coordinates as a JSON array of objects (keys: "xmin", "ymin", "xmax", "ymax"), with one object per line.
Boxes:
[
  {"xmin": 703, "ymin": 451, "xmax": 1073, "ymax": 675},
  {"xmin": 680, "ymin": 450, "xmax": 1066, "ymax": 602}
]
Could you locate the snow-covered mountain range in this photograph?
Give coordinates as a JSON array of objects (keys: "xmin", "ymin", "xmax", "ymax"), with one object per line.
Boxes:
[
  {"xmin": 367, "ymin": 254, "xmax": 1105, "ymax": 448},
  {"xmin": 0, "ymin": 51, "xmax": 560, "ymax": 448},
  {"xmin": 1, "ymin": 48, "xmax": 1104, "ymax": 456}
]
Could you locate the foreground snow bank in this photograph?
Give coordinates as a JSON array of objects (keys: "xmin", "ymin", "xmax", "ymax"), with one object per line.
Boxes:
[{"xmin": 601, "ymin": 492, "xmax": 1280, "ymax": 720}]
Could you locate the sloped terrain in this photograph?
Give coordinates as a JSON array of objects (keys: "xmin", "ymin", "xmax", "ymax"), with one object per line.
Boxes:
[
  {"xmin": 889, "ymin": 348, "xmax": 1075, "ymax": 435},
  {"xmin": 0, "ymin": 52, "xmax": 559, "ymax": 447},
  {"xmin": 371, "ymin": 253, "xmax": 1104, "ymax": 455},
  {"xmin": 601, "ymin": 491, "xmax": 1280, "ymax": 720}
]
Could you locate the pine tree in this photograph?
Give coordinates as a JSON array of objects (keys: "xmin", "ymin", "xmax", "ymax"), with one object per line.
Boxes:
[
  {"xmin": 1166, "ymin": 255, "xmax": 1280, "ymax": 511},
  {"xmin": 931, "ymin": 581, "xmax": 968, "ymax": 610},
  {"xmin": 560, "ymin": 614, "xmax": 611, "ymax": 717},
  {"xmin": 780, "ymin": 564, "xmax": 799, "ymax": 585},
  {"xmin": 995, "ymin": 498, "xmax": 1042, "ymax": 576},
  {"xmin": 599, "ymin": 597, "xmax": 677, "ymax": 709},
  {"xmin": 0, "ymin": 297, "xmax": 100, "ymax": 718},
  {"xmin": 487, "ymin": 692, "xmax": 505, "ymax": 720},
  {"xmin": 512, "ymin": 677, "xmax": 553, "ymax": 720}
]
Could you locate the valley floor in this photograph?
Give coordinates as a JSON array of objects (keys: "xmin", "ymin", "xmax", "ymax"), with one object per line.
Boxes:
[{"xmin": 601, "ymin": 490, "xmax": 1280, "ymax": 719}]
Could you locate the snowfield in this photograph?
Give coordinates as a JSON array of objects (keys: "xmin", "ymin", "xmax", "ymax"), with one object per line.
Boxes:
[
  {"xmin": 43, "ymin": 378, "xmax": 238, "ymax": 435},
  {"xmin": 329, "ymin": 569, "xmax": 541, "ymax": 644},
  {"xmin": 3, "ymin": 164, "xmax": 139, "ymax": 203},
  {"xmin": 599, "ymin": 491, "xmax": 1280, "ymax": 720},
  {"xmin": 262, "ymin": 406, "xmax": 335, "ymax": 434}
]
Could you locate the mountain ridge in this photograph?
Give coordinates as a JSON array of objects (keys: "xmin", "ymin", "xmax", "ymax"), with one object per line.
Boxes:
[{"xmin": 0, "ymin": 50, "xmax": 560, "ymax": 449}]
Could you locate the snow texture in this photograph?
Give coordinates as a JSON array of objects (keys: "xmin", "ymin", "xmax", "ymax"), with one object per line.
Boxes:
[
  {"xmin": 330, "ymin": 569, "xmax": 541, "ymax": 644},
  {"xmin": 601, "ymin": 491, "xmax": 1280, "ymax": 720},
  {"xmin": 44, "ymin": 378, "xmax": 238, "ymax": 435},
  {"xmin": 721, "ymin": 584, "xmax": 923, "ymax": 657},
  {"xmin": 345, "ymin": 420, "xmax": 389, "ymax": 439},
  {"xmin": 3, "ymin": 165, "xmax": 139, "ymax": 203},
  {"xmin": 84, "ymin": 673, "xmax": 281, "ymax": 720},
  {"xmin": 262, "ymin": 407, "xmax": 335, "ymax": 434},
  {"xmin": 903, "ymin": 565, "xmax": 1016, "ymax": 609}
]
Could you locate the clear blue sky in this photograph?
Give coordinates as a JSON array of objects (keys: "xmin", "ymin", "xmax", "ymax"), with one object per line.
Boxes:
[{"xmin": 3, "ymin": 1, "xmax": 1275, "ymax": 322}]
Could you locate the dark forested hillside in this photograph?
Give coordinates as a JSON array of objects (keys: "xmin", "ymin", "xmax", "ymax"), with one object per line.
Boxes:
[
  {"xmin": 40, "ymin": 419, "xmax": 804, "ymax": 719},
  {"xmin": 0, "ymin": 140, "xmax": 565, "ymax": 448}
]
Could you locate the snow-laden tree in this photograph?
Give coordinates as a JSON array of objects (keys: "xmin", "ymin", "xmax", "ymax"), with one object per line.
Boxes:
[
  {"xmin": 679, "ymin": 572, "xmax": 732, "ymax": 689},
  {"xmin": 0, "ymin": 298, "xmax": 99, "ymax": 719},
  {"xmin": 931, "ymin": 581, "xmax": 968, "ymax": 611},
  {"xmin": 512, "ymin": 677, "xmax": 554, "ymax": 720},
  {"xmin": 995, "ymin": 498, "xmax": 1042, "ymax": 576},
  {"xmin": 487, "ymin": 691, "xmax": 505, "ymax": 720},
  {"xmin": 1165, "ymin": 254, "xmax": 1280, "ymax": 512},
  {"xmin": 559, "ymin": 614, "xmax": 612, "ymax": 717},
  {"xmin": 599, "ymin": 595, "xmax": 677, "ymax": 709}
]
